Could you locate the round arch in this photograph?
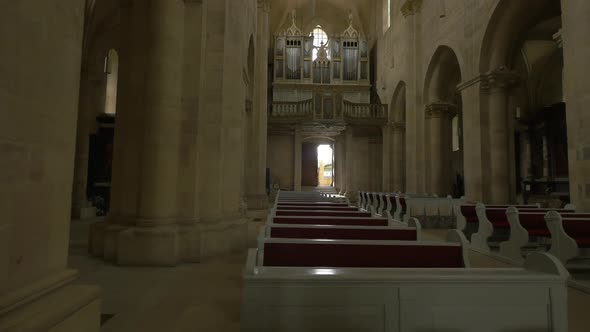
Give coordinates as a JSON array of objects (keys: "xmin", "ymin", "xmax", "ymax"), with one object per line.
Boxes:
[
  {"xmin": 479, "ymin": 0, "xmax": 561, "ymax": 72},
  {"xmin": 390, "ymin": 81, "xmax": 406, "ymax": 123},
  {"xmin": 423, "ymin": 45, "xmax": 462, "ymax": 104}
]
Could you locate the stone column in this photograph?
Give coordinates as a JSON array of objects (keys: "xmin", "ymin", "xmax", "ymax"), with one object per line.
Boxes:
[
  {"xmin": 116, "ymin": 0, "xmax": 186, "ymax": 266},
  {"xmin": 391, "ymin": 122, "xmax": 406, "ymax": 192},
  {"xmin": 381, "ymin": 124, "xmax": 392, "ymax": 191},
  {"xmin": 426, "ymin": 103, "xmax": 455, "ymax": 196},
  {"xmin": 335, "ymin": 135, "xmax": 346, "ymax": 193},
  {"xmin": 485, "ymin": 69, "xmax": 517, "ymax": 203},
  {"xmin": 458, "ymin": 79, "xmax": 486, "ymax": 202},
  {"xmin": 560, "ymin": 0, "xmax": 590, "ymax": 210},
  {"xmin": 401, "ymin": 0, "xmax": 423, "ymax": 193},
  {"xmin": 246, "ymin": 0, "xmax": 271, "ymax": 210},
  {"xmin": 344, "ymin": 128, "xmax": 356, "ymax": 199},
  {"xmin": 0, "ymin": 1, "xmax": 100, "ymax": 330},
  {"xmin": 294, "ymin": 127, "xmax": 302, "ymax": 191}
]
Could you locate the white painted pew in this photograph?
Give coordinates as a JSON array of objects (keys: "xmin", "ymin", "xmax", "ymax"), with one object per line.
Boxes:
[
  {"xmin": 546, "ymin": 212, "xmax": 590, "ymax": 265},
  {"xmin": 498, "ymin": 207, "xmax": 586, "ymax": 262},
  {"xmin": 241, "ymin": 235, "xmax": 569, "ymax": 332}
]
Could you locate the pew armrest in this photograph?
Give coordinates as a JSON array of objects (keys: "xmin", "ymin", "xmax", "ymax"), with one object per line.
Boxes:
[
  {"xmin": 523, "ymin": 252, "xmax": 570, "ymax": 278},
  {"xmin": 499, "ymin": 207, "xmax": 528, "ymax": 262},
  {"xmin": 407, "ymin": 218, "xmax": 422, "ymax": 241},
  {"xmin": 471, "ymin": 203, "xmax": 493, "ymax": 252},
  {"xmin": 546, "ymin": 211, "xmax": 579, "ymax": 264},
  {"xmin": 447, "ymin": 229, "xmax": 471, "ymax": 268}
]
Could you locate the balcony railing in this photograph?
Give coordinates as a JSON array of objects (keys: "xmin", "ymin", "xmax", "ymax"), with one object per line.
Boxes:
[
  {"xmin": 269, "ymin": 99, "xmax": 388, "ymax": 125},
  {"xmin": 270, "ymin": 99, "xmax": 314, "ymax": 120},
  {"xmin": 343, "ymin": 101, "xmax": 388, "ymax": 120}
]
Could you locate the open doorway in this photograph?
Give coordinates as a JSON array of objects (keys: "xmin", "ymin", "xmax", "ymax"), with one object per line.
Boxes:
[{"xmin": 317, "ymin": 144, "xmax": 334, "ymax": 187}]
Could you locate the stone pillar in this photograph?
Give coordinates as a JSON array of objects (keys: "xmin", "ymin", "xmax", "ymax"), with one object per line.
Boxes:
[
  {"xmin": 400, "ymin": 0, "xmax": 423, "ymax": 193},
  {"xmin": 335, "ymin": 135, "xmax": 346, "ymax": 193},
  {"xmin": 115, "ymin": 0, "xmax": 186, "ymax": 266},
  {"xmin": 382, "ymin": 124, "xmax": 392, "ymax": 191},
  {"xmin": 0, "ymin": 1, "xmax": 100, "ymax": 330},
  {"xmin": 560, "ymin": 0, "xmax": 590, "ymax": 210},
  {"xmin": 294, "ymin": 127, "xmax": 302, "ymax": 191},
  {"xmin": 344, "ymin": 128, "xmax": 356, "ymax": 199},
  {"xmin": 246, "ymin": 0, "xmax": 271, "ymax": 210},
  {"xmin": 391, "ymin": 122, "xmax": 406, "ymax": 192},
  {"xmin": 176, "ymin": 0, "xmax": 204, "ymax": 262},
  {"xmin": 458, "ymin": 79, "xmax": 486, "ymax": 202},
  {"xmin": 426, "ymin": 103, "xmax": 455, "ymax": 196},
  {"xmin": 485, "ymin": 69, "xmax": 517, "ymax": 203}
]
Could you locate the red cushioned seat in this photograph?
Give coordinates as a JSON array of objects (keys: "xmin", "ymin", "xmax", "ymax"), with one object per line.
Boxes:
[
  {"xmin": 491, "ymin": 221, "xmax": 509, "ymax": 228},
  {"xmin": 528, "ymin": 229, "xmax": 550, "ymax": 237},
  {"xmin": 575, "ymin": 237, "xmax": 590, "ymax": 248}
]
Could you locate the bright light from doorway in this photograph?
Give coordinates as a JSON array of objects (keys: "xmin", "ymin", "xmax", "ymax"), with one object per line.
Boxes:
[
  {"xmin": 317, "ymin": 145, "xmax": 333, "ymax": 164},
  {"xmin": 317, "ymin": 145, "xmax": 334, "ymax": 186}
]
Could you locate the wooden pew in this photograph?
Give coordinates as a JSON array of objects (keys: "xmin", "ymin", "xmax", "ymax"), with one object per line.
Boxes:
[
  {"xmin": 261, "ymin": 224, "xmax": 421, "ymax": 242},
  {"xmin": 272, "ymin": 216, "xmax": 389, "ymax": 226},
  {"xmin": 275, "ymin": 210, "xmax": 371, "ymax": 217},
  {"xmin": 277, "ymin": 205, "xmax": 358, "ymax": 211},
  {"xmin": 545, "ymin": 212, "xmax": 590, "ymax": 265},
  {"xmin": 471, "ymin": 204, "xmax": 574, "ymax": 252},
  {"xmin": 499, "ymin": 208, "xmax": 589, "ymax": 261},
  {"xmin": 455, "ymin": 203, "xmax": 539, "ymax": 239},
  {"xmin": 242, "ymin": 231, "xmax": 569, "ymax": 332}
]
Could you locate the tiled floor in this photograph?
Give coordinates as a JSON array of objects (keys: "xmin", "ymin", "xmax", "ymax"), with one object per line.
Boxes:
[{"xmin": 68, "ymin": 222, "xmax": 590, "ymax": 331}]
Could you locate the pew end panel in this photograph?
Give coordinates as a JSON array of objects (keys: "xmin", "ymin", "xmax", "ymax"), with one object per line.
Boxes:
[
  {"xmin": 406, "ymin": 218, "xmax": 422, "ymax": 241},
  {"xmin": 499, "ymin": 207, "xmax": 529, "ymax": 262},
  {"xmin": 447, "ymin": 229, "xmax": 471, "ymax": 268},
  {"xmin": 546, "ymin": 212, "xmax": 585, "ymax": 264},
  {"xmin": 470, "ymin": 203, "xmax": 493, "ymax": 252}
]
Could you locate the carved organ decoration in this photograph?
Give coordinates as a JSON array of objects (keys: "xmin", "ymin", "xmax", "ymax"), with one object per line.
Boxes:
[{"xmin": 274, "ymin": 9, "xmax": 369, "ymax": 84}]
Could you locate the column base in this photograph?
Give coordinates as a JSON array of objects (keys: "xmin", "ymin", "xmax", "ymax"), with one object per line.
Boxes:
[
  {"xmin": 117, "ymin": 226, "xmax": 180, "ymax": 266},
  {"xmin": 200, "ymin": 217, "xmax": 249, "ymax": 259},
  {"xmin": 0, "ymin": 272, "xmax": 100, "ymax": 332},
  {"xmin": 89, "ymin": 217, "xmax": 252, "ymax": 266},
  {"xmin": 245, "ymin": 194, "xmax": 270, "ymax": 210},
  {"xmin": 71, "ymin": 202, "xmax": 97, "ymax": 220}
]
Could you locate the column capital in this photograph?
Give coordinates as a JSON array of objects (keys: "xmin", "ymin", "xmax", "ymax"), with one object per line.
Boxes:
[
  {"xmin": 257, "ymin": 0, "xmax": 271, "ymax": 13},
  {"xmin": 483, "ymin": 66, "xmax": 519, "ymax": 92},
  {"xmin": 401, "ymin": 0, "xmax": 423, "ymax": 18},
  {"xmin": 458, "ymin": 66, "xmax": 519, "ymax": 92},
  {"xmin": 425, "ymin": 102, "xmax": 457, "ymax": 119}
]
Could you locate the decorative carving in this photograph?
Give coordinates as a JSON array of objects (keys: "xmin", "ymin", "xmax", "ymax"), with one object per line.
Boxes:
[
  {"xmin": 285, "ymin": 9, "xmax": 302, "ymax": 36},
  {"xmin": 482, "ymin": 66, "xmax": 519, "ymax": 92},
  {"xmin": 425, "ymin": 102, "xmax": 457, "ymax": 119},
  {"xmin": 401, "ymin": 0, "xmax": 423, "ymax": 18},
  {"xmin": 342, "ymin": 9, "xmax": 360, "ymax": 38}
]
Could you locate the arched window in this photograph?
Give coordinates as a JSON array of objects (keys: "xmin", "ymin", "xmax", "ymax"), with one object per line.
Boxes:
[
  {"xmin": 310, "ymin": 26, "xmax": 329, "ymax": 60},
  {"xmin": 104, "ymin": 49, "xmax": 119, "ymax": 115}
]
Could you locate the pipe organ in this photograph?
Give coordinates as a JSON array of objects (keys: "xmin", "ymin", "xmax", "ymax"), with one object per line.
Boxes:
[{"xmin": 274, "ymin": 11, "xmax": 369, "ymax": 85}]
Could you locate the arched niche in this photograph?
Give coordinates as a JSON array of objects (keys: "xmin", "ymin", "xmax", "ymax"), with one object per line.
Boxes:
[{"xmin": 423, "ymin": 46, "xmax": 464, "ymax": 197}]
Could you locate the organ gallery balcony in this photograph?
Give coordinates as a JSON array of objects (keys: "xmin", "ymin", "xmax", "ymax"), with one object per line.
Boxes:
[{"xmin": 269, "ymin": 99, "xmax": 388, "ymax": 126}]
